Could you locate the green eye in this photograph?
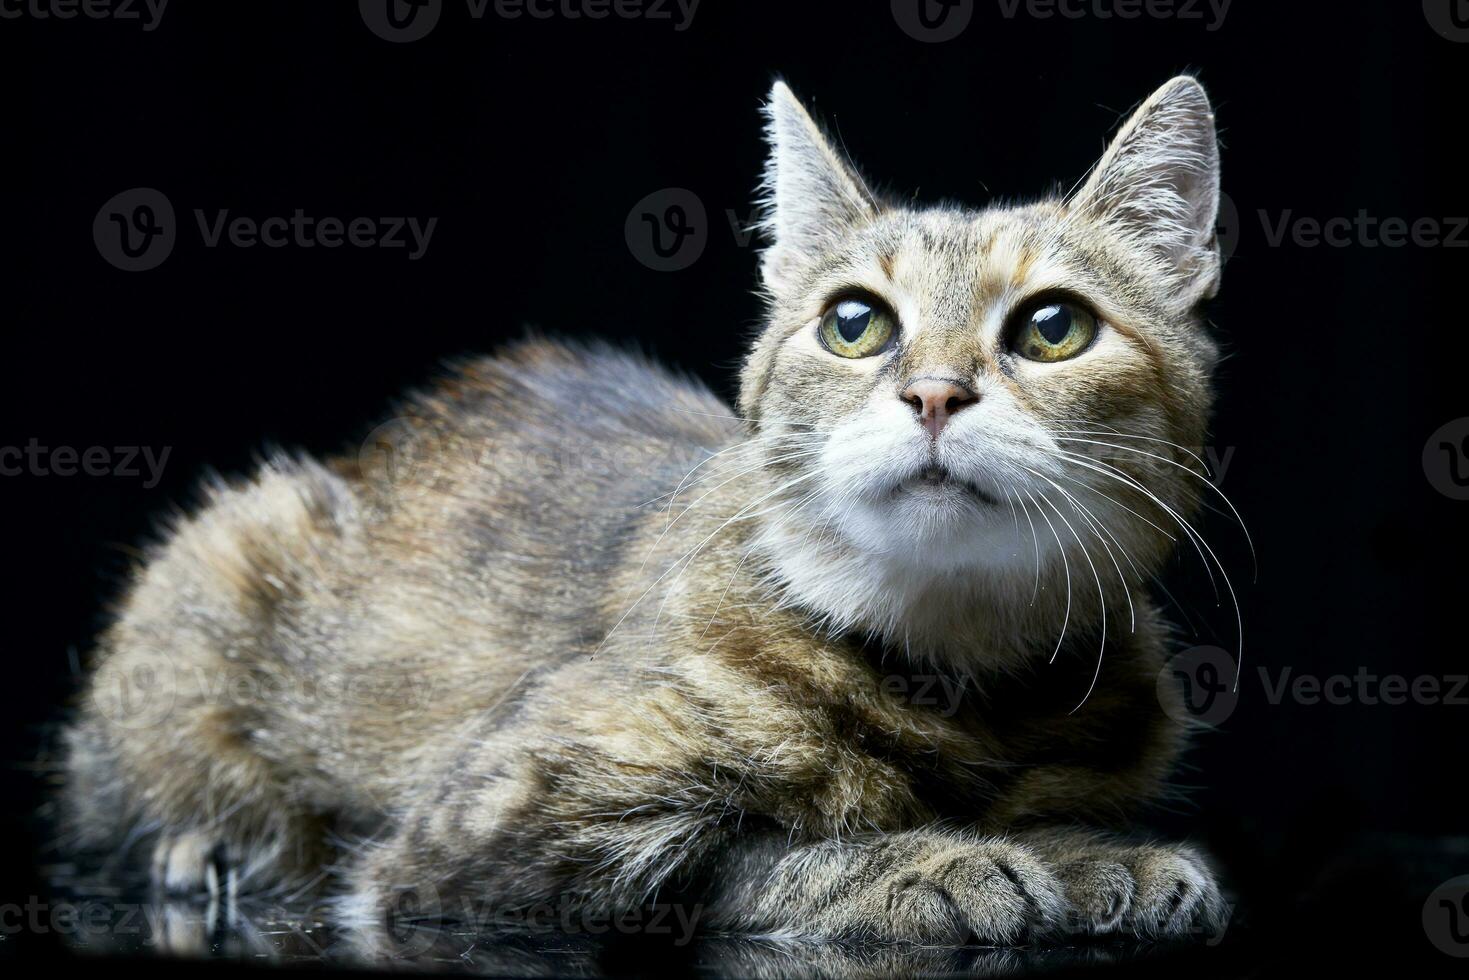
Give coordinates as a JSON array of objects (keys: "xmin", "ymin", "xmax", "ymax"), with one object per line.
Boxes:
[
  {"xmin": 1011, "ymin": 301, "xmax": 1099, "ymax": 362},
  {"xmin": 819, "ymin": 296, "xmax": 897, "ymax": 359}
]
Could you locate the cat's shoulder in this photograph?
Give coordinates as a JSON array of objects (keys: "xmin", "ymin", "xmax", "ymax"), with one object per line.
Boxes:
[{"xmin": 416, "ymin": 337, "xmax": 741, "ymax": 447}]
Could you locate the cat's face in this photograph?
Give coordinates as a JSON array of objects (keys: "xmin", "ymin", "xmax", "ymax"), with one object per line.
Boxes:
[{"xmin": 740, "ymin": 79, "xmax": 1223, "ymax": 633}]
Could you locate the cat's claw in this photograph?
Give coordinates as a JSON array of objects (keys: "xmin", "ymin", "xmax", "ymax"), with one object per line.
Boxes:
[
  {"xmin": 151, "ymin": 831, "xmax": 225, "ymax": 897},
  {"xmin": 1051, "ymin": 845, "xmax": 1227, "ymax": 941}
]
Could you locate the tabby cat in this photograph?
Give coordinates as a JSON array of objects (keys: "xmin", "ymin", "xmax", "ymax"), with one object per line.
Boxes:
[{"xmin": 66, "ymin": 76, "xmax": 1231, "ymax": 946}]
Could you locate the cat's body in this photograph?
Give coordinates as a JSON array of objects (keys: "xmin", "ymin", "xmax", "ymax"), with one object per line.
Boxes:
[{"xmin": 66, "ymin": 77, "xmax": 1231, "ymax": 945}]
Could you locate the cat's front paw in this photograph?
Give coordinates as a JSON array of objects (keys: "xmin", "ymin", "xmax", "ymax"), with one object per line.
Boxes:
[
  {"xmin": 824, "ymin": 836, "xmax": 1066, "ymax": 945},
  {"xmin": 1052, "ymin": 843, "xmax": 1226, "ymax": 940}
]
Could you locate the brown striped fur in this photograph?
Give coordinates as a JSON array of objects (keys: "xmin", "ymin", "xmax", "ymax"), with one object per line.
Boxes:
[{"xmin": 65, "ymin": 77, "xmax": 1229, "ymax": 946}]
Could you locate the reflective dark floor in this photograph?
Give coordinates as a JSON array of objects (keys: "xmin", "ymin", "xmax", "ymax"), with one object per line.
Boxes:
[
  {"xmin": 32, "ymin": 864, "xmax": 1205, "ymax": 977},
  {"xmin": 25, "ymin": 835, "xmax": 1469, "ymax": 978}
]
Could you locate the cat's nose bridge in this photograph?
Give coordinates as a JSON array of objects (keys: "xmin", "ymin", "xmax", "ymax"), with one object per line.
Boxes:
[{"xmin": 893, "ymin": 322, "xmax": 991, "ymax": 389}]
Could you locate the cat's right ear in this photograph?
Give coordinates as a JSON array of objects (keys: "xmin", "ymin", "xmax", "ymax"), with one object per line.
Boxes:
[
  {"xmin": 758, "ymin": 82, "xmax": 879, "ymax": 296},
  {"xmin": 1070, "ymin": 76, "xmax": 1222, "ymax": 308}
]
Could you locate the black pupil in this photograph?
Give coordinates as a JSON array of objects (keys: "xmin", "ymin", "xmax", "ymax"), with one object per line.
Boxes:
[
  {"xmin": 835, "ymin": 300, "xmax": 873, "ymax": 343},
  {"xmin": 1033, "ymin": 305, "xmax": 1073, "ymax": 345}
]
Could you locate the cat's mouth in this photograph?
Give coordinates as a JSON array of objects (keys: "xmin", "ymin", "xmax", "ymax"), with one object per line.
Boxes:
[{"xmin": 895, "ymin": 465, "xmax": 1002, "ymax": 507}]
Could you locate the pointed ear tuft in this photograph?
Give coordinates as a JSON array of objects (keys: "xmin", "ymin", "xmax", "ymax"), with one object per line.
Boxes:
[
  {"xmin": 758, "ymin": 82, "xmax": 878, "ymax": 295},
  {"xmin": 1072, "ymin": 76, "xmax": 1222, "ymax": 306}
]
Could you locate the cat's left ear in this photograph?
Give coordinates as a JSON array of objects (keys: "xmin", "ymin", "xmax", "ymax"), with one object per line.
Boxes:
[
  {"xmin": 758, "ymin": 81, "xmax": 879, "ymax": 296},
  {"xmin": 1072, "ymin": 76, "xmax": 1222, "ymax": 307}
]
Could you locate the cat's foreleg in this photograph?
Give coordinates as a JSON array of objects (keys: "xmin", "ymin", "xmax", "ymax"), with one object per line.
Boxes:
[{"xmin": 705, "ymin": 826, "xmax": 1225, "ymax": 943}]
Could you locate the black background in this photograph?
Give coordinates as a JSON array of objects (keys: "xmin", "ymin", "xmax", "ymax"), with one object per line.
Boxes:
[{"xmin": 3, "ymin": 0, "xmax": 1466, "ymax": 974}]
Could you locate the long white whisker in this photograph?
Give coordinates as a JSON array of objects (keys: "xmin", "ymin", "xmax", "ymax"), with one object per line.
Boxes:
[
  {"xmin": 1053, "ymin": 447, "xmax": 1243, "ymax": 689},
  {"xmin": 1023, "ymin": 488, "xmax": 1072, "ymax": 664},
  {"xmin": 634, "ymin": 444, "xmax": 820, "ymax": 579},
  {"xmin": 1025, "ymin": 467, "xmax": 1136, "ymax": 633},
  {"xmin": 1031, "ymin": 488, "xmax": 1108, "ymax": 713},
  {"xmin": 649, "ymin": 469, "xmax": 823, "ymax": 635},
  {"xmin": 1052, "ymin": 434, "xmax": 1255, "ymax": 576},
  {"xmin": 1051, "ymin": 447, "xmax": 1219, "ymax": 601},
  {"xmin": 598, "ymin": 464, "xmax": 821, "ymax": 656}
]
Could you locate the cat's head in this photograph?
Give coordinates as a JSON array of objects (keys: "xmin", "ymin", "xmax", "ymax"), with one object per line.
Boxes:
[{"xmin": 739, "ymin": 78, "xmax": 1224, "ymax": 647}]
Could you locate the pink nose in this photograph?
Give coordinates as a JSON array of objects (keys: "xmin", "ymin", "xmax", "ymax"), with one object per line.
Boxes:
[{"xmin": 901, "ymin": 378, "xmax": 978, "ymax": 440}]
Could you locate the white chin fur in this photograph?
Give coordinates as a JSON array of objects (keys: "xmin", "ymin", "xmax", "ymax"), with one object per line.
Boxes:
[{"xmin": 754, "ymin": 388, "xmax": 1072, "ymax": 639}]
